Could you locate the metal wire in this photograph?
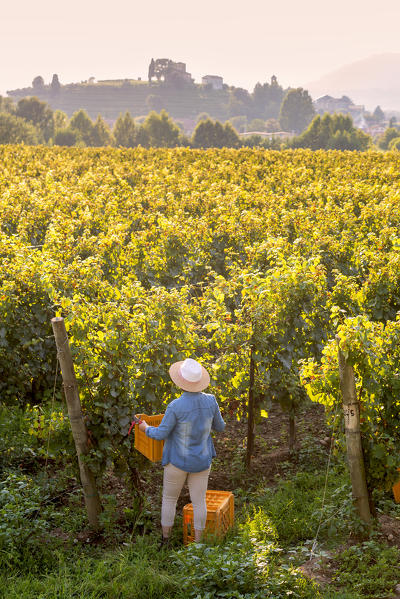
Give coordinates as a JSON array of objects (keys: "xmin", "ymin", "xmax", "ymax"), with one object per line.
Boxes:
[
  {"xmin": 309, "ymin": 396, "xmax": 342, "ymax": 559},
  {"xmin": 44, "ymin": 350, "xmax": 59, "ymax": 470}
]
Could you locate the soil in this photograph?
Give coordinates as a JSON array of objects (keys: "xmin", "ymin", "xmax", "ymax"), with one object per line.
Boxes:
[
  {"xmin": 378, "ymin": 514, "xmax": 400, "ymax": 548},
  {"xmin": 298, "ymin": 554, "xmax": 336, "ymax": 587}
]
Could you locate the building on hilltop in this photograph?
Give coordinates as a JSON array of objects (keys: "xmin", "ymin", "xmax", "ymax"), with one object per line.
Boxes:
[
  {"xmin": 314, "ymin": 95, "xmax": 354, "ymax": 114},
  {"xmin": 148, "ymin": 58, "xmax": 194, "ymax": 84},
  {"xmin": 166, "ymin": 61, "xmax": 193, "ymax": 83},
  {"xmin": 202, "ymin": 75, "xmax": 223, "ymax": 90},
  {"xmin": 314, "ymin": 94, "xmax": 367, "ymax": 130}
]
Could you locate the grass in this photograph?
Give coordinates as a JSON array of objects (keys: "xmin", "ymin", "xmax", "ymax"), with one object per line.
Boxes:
[{"xmin": 0, "ymin": 538, "xmax": 180, "ymax": 599}]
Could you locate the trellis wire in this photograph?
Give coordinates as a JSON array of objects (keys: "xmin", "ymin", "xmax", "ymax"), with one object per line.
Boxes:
[
  {"xmin": 309, "ymin": 395, "xmax": 342, "ymax": 559},
  {"xmin": 44, "ymin": 356, "xmax": 59, "ymax": 470}
]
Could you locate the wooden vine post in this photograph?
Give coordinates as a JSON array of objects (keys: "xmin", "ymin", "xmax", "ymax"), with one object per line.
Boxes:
[
  {"xmin": 337, "ymin": 338, "xmax": 372, "ymax": 526},
  {"xmin": 51, "ymin": 316, "xmax": 102, "ymax": 530}
]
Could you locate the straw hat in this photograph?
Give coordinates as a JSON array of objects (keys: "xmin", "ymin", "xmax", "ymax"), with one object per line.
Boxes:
[{"xmin": 169, "ymin": 358, "xmax": 210, "ymax": 392}]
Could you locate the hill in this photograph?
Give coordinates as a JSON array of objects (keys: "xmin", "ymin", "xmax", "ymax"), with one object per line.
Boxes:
[
  {"xmin": 6, "ymin": 72, "xmax": 286, "ymax": 130},
  {"xmin": 6, "ymin": 80, "xmax": 232, "ymax": 124},
  {"xmin": 307, "ymin": 53, "xmax": 400, "ymax": 110}
]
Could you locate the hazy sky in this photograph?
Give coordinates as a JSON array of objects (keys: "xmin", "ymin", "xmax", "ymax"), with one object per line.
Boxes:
[{"xmin": 1, "ymin": 0, "xmax": 399, "ymax": 95}]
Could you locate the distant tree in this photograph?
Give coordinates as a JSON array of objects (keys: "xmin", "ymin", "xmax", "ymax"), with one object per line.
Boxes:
[
  {"xmin": 196, "ymin": 112, "xmax": 210, "ymax": 123},
  {"xmin": 148, "ymin": 59, "xmax": 155, "ymax": 82},
  {"xmin": 16, "ymin": 97, "xmax": 54, "ymax": 141},
  {"xmin": 191, "ymin": 118, "xmax": 240, "ymax": 148},
  {"xmin": 229, "ymin": 116, "xmax": 247, "ymax": 133},
  {"xmin": 378, "ymin": 127, "xmax": 400, "ymax": 150},
  {"xmin": 142, "ymin": 110, "xmax": 181, "ymax": 147},
  {"xmin": 265, "ymin": 118, "xmax": 281, "ymax": 132},
  {"xmin": 248, "ymin": 118, "xmax": 266, "ymax": 132},
  {"xmin": 252, "ymin": 77, "xmax": 284, "ymax": 119},
  {"xmin": 192, "ymin": 118, "xmax": 216, "ymax": 147},
  {"xmin": 0, "ymin": 95, "xmax": 15, "ymax": 114},
  {"xmin": 91, "ymin": 115, "xmax": 114, "ymax": 146},
  {"xmin": 53, "ymin": 109, "xmax": 68, "ymax": 130},
  {"xmin": 135, "ymin": 126, "xmax": 150, "ymax": 147},
  {"xmin": 228, "ymin": 87, "xmax": 253, "ymax": 118},
  {"xmin": 291, "ymin": 113, "xmax": 370, "ymax": 151},
  {"xmin": 32, "ymin": 76, "xmax": 45, "ymax": 91},
  {"xmin": 253, "ymin": 81, "xmax": 270, "ymax": 113},
  {"xmin": 372, "ymin": 105, "xmax": 385, "ymax": 122},
  {"xmin": 227, "ymin": 99, "xmax": 245, "ymax": 118},
  {"xmin": 50, "ymin": 74, "xmax": 61, "ymax": 94},
  {"xmin": 69, "ymin": 109, "xmax": 94, "ymax": 145},
  {"xmin": 54, "ymin": 128, "xmax": 79, "ymax": 146},
  {"xmin": 222, "ymin": 122, "xmax": 240, "ymax": 148},
  {"xmin": 146, "ymin": 94, "xmax": 164, "ymax": 112},
  {"xmin": 279, "ymin": 88, "xmax": 315, "ymax": 134},
  {"xmin": 0, "ymin": 113, "xmax": 40, "ymax": 145},
  {"xmin": 389, "ymin": 116, "xmax": 397, "ymax": 127},
  {"xmin": 113, "ymin": 112, "xmax": 136, "ymax": 147}
]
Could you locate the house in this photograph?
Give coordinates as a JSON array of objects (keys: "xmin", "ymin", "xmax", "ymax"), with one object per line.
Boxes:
[
  {"xmin": 166, "ymin": 61, "xmax": 194, "ymax": 83},
  {"xmin": 202, "ymin": 75, "xmax": 223, "ymax": 90},
  {"xmin": 314, "ymin": 95, "xmax": 367, "ymax": 130},
  {"xmin": 314, "ymin": 95, "xmax": 354, "ymax": 114}
]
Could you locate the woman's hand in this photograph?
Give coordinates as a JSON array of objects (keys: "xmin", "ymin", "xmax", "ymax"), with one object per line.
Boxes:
[{"xmin": 139, "ymin": 421, "xmax": 148, "ymax": 432}]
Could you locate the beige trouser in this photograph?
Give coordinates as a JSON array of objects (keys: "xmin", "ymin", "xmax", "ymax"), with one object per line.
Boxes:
[{"xmin": 161, "ymin": 463, "xmax": 211, "ymax": 530}]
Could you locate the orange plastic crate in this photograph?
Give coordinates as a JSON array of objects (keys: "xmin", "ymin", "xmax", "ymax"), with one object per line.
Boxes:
[
  {"xmin": 183, "ymin": 490, "xmax": 234, "ymax": 545},
  {"xmin": 393, "ymin": 468, "xmax": 400, "ymax": 503},
  {"xmin": 134, "ymin": 414, "xmax": 164, "ymax": 462}
]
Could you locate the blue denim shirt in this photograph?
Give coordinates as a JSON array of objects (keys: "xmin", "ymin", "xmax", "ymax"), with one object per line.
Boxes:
[{"xmin": 145, "ymin": 391, "xmax": 225, "ymax": 472}]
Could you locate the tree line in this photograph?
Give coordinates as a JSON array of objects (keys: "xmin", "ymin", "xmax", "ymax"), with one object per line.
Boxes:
[{"xmin": 0, "ymin": 93, "xmax": 399, "ymax": 151}]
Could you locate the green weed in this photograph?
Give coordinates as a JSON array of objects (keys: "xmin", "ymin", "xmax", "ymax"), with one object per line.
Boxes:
[
  {"xmin": 0, "ymin": 472, "xmax": 57, "ymax": 572},
  {"xmin": 252, "ymin": 469, "xmax": 359, "ymax": 546},
  {"xmin": 174, "ymin": 528, "xmax": 320, "ymax": 599},
  {"xmin": 330, "ymin": 539, "xmax": 400, "ymax": 598}
]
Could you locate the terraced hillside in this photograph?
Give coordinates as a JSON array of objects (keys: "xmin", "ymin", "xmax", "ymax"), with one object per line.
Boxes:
[{"xmin": 8, "ymin": 80, "xmax": 231, "ymax": 122}]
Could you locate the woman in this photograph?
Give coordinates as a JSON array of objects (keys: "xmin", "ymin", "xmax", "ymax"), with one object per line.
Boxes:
[{"xmin": 139, "ymin": 357, "xmax": 225, "ymax": 545}]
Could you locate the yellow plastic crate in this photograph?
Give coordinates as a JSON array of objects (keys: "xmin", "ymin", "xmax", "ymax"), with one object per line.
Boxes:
[
  {"xmin": 183, "ymin": 490, "xmax": 234, "ymax": 545},
  {"xmin": 134, "ymin": 414, "xmax": 164, "ymax": 462},
  {"xmin": 393, "ymin": 468, "xmax": 400, "ymax": 503}
]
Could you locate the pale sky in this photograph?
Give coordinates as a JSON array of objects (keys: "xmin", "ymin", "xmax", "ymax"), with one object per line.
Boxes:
[{"xmin": 1, "ymin": 0, "xmax": 399, "ymax": 95}]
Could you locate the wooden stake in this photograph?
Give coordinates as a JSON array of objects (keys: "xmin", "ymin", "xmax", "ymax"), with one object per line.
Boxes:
[
  {"xmin": 51, "ymin": 317, "xmax": 102, "ymax": 530},
  {"xmin": 337, "ymin": 339, "xmax": 372, "ymax": 526}
]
